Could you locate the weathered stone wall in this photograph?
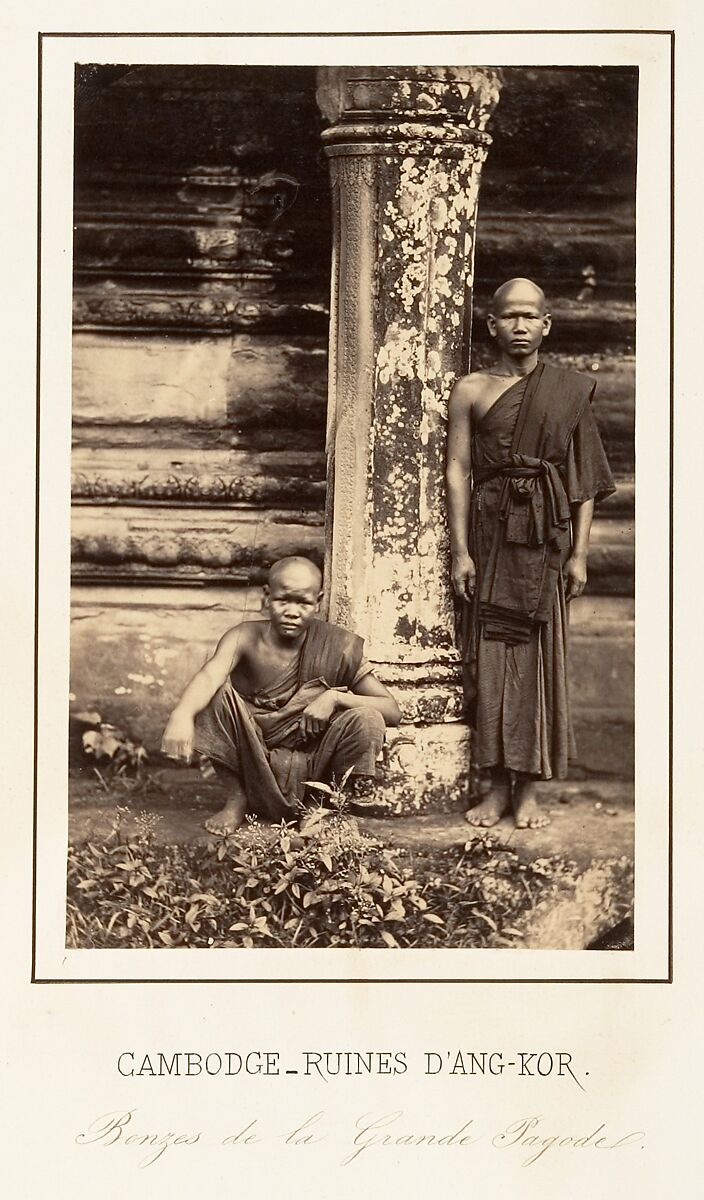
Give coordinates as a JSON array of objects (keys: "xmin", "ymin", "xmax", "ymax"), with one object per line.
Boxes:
[{"xmin": 72, "ymin": 65, "xmax": 329, "ymax": 590}]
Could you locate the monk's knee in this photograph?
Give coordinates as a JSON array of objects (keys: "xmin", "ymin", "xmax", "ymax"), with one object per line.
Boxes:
[{"xmin": 337, "ymin": 707, "xmax": 385, "ymax": 742}]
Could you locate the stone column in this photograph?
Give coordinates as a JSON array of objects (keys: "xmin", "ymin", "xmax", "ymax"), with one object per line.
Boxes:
[{"xmin": 316, "ymin": 67, "xmax": 502, "ymax": 807}]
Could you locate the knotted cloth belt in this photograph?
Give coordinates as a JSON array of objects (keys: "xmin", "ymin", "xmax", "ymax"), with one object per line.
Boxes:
[
  {"xmin": 474, "ymin": 453, "xmax": 571, "ymax": 548},
  {"xmin": 475, "ymin": 454, "xmax": 572, "ymax": 644}
]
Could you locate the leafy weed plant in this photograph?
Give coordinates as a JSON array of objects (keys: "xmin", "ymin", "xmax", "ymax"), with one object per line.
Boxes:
[{"xmin": 66, "ymin": 812, "xmax": 633, "ymax": 950}]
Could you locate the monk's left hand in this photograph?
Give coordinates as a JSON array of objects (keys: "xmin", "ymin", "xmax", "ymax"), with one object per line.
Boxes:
[
  {"xmin": 564, "ymin": 553, "xmax": 588, "ymax": 601},
  {"xmin": 299, "ymin": 690, "xmax": 338, "ymax": 738}
]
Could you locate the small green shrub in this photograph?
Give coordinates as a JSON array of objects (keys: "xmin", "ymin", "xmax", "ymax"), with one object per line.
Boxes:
[{"xmin": 66, "ymin": 815, "xmax": 633, "ymax": 950}]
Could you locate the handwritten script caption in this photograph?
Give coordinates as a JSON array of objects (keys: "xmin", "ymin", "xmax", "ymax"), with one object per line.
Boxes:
[{"xmin": 76, "ymin": 1108, "xmax": 645, "ymax": 1169}]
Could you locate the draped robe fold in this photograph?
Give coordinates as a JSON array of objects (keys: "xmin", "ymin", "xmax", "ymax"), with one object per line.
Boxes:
[
  {"xmin": 193, "ymin": 619, "xmax": 383, "ymax": 819},
  {"xmin": 456, "ymin": 362, "xmax": 615, "ymax": 780}
]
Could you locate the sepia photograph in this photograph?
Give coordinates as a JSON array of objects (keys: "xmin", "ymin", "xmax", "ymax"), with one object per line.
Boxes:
[
  {"xmin": 62, "ymin": 59, "xmax": 639, "ymax": 958},
  {"xmin": 4, "ymin": 13, "xmax": 696, "ymax": 1200}
]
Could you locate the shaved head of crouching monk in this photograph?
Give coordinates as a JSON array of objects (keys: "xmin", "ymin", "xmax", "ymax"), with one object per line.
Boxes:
[{"xmin": 267, "ymin": 556, "xmax": 323, "ymax": 594}]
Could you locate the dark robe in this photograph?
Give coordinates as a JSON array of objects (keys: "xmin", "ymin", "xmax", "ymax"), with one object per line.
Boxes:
[
  {"xmin": 193, "ymin": 619, "xmax": 384, "ymax": 818},
  {"xmin": 456, "ymin": 362, "xmax": 615, "ymax": 780}
]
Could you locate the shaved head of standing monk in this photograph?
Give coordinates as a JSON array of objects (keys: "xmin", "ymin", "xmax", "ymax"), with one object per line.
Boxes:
[{"xmin": 445, "ymin": 279, "xmax": 615, "ymax": 829}]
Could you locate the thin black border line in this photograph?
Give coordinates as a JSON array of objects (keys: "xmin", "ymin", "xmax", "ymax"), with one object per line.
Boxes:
[
  {"xmin": 40, "ymin": 29, "xmax": 675, "ymax": 38},
  {"xmin": 33, "ymin": 976, "xmax": 672, "ymax": 986},
  {"xmin": 32, "ymin": 32, "xmax": 43, "ymax": 985},
  {"xmin": 33, "ymin": 29, "xmax": 674, "ymax": 986},
  {"xmin": 668, "ymin": 29, "xmax": 675, "ymax": 985}
]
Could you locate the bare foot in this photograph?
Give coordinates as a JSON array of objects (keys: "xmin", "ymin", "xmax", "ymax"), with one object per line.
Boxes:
[
  {"xmin": 465, "ymin": 788, "xmax": 510, "ymax": 828},
  {"xmin": 204, "ymin": 797, "xmax": 246, "ymax": 836},
  {"xmin": 512, "ymin": 781, "xmax": 550, "ymax": 829},
  {"xmin": 347, "ymin": 775, "xmax": 378, "ymax": 809}
]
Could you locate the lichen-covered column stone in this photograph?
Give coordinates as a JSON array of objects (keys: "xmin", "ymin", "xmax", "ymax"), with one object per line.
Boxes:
[{"xmin": 317, "ymin": 68, "xmax": 502, "ymax": 804}]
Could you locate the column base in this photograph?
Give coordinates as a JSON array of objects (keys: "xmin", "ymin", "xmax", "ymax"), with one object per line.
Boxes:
[{"xmin": 357, "ymin": 722, "xmax": 472, "ymax": 816}]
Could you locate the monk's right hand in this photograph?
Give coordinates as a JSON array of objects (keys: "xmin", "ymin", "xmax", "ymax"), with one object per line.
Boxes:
[
  {"xmin": 161, "ymin": 709, "xmax": 194, "ymax": 761},
  {"xmin": 451, "ymin": 552, "xmax": 476, "ymax": 602}
]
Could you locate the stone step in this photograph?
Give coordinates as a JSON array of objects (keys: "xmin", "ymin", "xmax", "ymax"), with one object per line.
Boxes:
[
  {"xmin": 364, "ymin": 798, "xmax": 634, "ymax": 872},
  {"xmin": 68, "ymin": 776, "xmax": 634, "ymax": 874}
]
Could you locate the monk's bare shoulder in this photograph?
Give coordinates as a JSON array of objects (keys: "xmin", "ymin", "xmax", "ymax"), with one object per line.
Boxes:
[
  {"xmin": 238, "ymin": 619, "xmax": 267, "ymax": 634},
  {"xmin": 211, "ymin": 619, "xmax": 263, "ymax": 668},
  {"xmin": 448, "ymin": 371, "xmax": 496, "ymax": 414},
  {"xmin": 230, "ymin": 619, "xmax": 266, "ymax": 648},
  {"xmin": 217, "ymin": 619, "xmax": 261, "ymax": 642}
]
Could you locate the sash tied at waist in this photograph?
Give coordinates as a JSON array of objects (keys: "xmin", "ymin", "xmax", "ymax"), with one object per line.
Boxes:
[{"xmin": 474, "ymin": 454, "xmax": 571, "ymax": 549}]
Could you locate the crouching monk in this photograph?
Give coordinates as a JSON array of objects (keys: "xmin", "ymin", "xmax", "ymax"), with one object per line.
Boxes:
[
  {"xmin": 446, "ymin": 278, "xmax": 615, "ymax": 829},
  {"xmin": 161, "ymin": 556, "xmax": 401, "ymax": 834}
]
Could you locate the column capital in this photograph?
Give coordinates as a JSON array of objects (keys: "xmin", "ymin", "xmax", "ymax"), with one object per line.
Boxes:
[{"xmin": 316, "ymin": 65, "xmax": 502, "ymax": 158}]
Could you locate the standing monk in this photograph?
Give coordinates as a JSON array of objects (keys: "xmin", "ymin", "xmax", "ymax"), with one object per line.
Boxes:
[
  {"xmin": 445, "ymin": 278, "xmax": 615, "ymax": 828},
  {"xmin": 161, "ymin": 556, "xmax": 401, "ymax": 834}
]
